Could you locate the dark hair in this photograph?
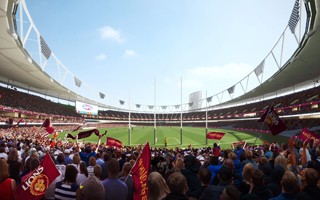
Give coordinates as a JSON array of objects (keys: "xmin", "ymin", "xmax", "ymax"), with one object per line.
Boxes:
[
  {"xmin": 80, "ymin": 161, "xmax": 88, "ymax": 177},
  {"xmin": 166, "ymin": 172, "xmax": 187, "ymax": 195},
  {"xmin": 304, "ymin": 168, "xmax": 319, "ymax": 186},
  {"xmin": 29, "ymin": 158, "xmax": 40, "ymax": 171},
  {"xmin": 219, "ymin": 166, "xmax": 233, "ymax": 183},
  {"xmin": 108, "ymin": 158, "xmax": 120, "ymax": 176},
  {"xmin": 57, "ymin": 153, "xmax": 64, "ymax": 164},
  {"xmin": 252, "ymin": 169, "xmax": 264, "ymax": 186},
  {"xmin": 198, "ymin": 167, "xmax": 211, "ymax": 185},
  {"xmin": 64, "ymin": 165, "xmax": 78, "ymax": 183}
]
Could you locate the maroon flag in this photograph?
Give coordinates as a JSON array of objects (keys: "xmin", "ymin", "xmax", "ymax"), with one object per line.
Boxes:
[
  {"xmin": 206, "ymin": 132, "xmax": 225, "ymax": 140},
  {"xmin": 258, "ymin": 107, "xmax": 286, "ymax": 136},
  {"xmin": 41, "ymin": 118, "xmax": 55, "ymax": 134},
  {"xmin": 14, "ymin": 153, "xmax": 59, "ymax": 200},
  {"xmin": 16, "ymin": 118, "xmax": 24, "ymax": 126},
  {"xmin": 72, "ymin": 125, "xmax": 82, "ymax": 132},
  {"xmin": 231, "ymin": 141, "xmax": 246, "ymax": 149},
  {"xmin": 106, "ymin": 137, "xmax": 122, "ymax": 148},
  {"xmin": 299, "ymin": 128, "xmax": 320, "ymax": 142},
  {"xmin": 67, "ymin": 129, "xmax": 99, "ymax": 140},
  {"xmin": 131, "ymin": 142, "xmax": 151, "ymax": 200}
]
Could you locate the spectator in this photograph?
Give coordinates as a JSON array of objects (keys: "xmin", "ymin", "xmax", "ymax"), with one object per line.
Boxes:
[
  {"xmin": 200, "ymin": 166, "xmax": 233, "ymax": 200},
  {"xmin": 77, "ymin": 176, "xmax": 105, "ymax": 200},
  {"xmin": 241, "ymin": 150, "xmax": 258, "ymax": 169},
  {"xmin": 87, "ymin": 156, "xmax": 96, "ymax": 176},
  {"xmin": 55, "ymin": 165, "xmax": 79, "ymax": 200},
  {"xmin": 7, "ymin": 148, "xmax": 22, "ymax": 184},
  {"xmin": 0, "ymin": 159, "xmax": 16, "ymax": 200},
  {"xmin": 207, "ymin": 156, "xmax": 222, "ymax": 185},
  {"xmin": 76, "ymin": 161, "xmax": 88, "ymax": 185},
  {"xmin": 100, "ymin": 152, "xmax": 110, "ymax": 180},
  {"xmin": 56, "ymin": 153, "xmax": 66, "ymax": 181},
  {"xmin": 63, "ymin": 149, "xmax": 72, "ymax": 165},
  {"xmin": 0, "ymin": 147, "xmax": 8, "ymax": 160},
  {"xmin": 95, "ymin": 152, "xmax": 104, "ymax": 165},
  {"xmin": 71, "ymin": 153, "xmax": 81, "ymax": 172},
  {"xmin": 198, "ymin": 167, "xmax": 211, "ymax": 195},
  {"xmin": 94, "ymin": 164, "xmax": 102, "ymax": 180},
  {"xmin": 212, "ymin": 142, "xmax": 220, "ymax": 157},
  {"xmin": 270, "ymin": 171, "xmax": 298, "ymax": 200},
  {"xmin": 102, "ymin": 158, "xmax": 128, "ymax": 200},
  {"xmin": 182, "ymin": 155, "xmax": 202, "ymax": 198},
  {"xmin": 147, "ymin": 171, "xmax": 169, "ymax": 200},
  {"xmin": 257, "ymin": 156, "xmax": 272, "ymax": 184},
  {"xmin": 229, "ymin": 152, "xmax": 242, "ymax": 187},
  {"xmin": 266, "ymin": 164, "xmax": 285, "ymax": 197},
  {"xmin": 274, "ymin": 155, "xmax": 288, "ymax": 171},
  {"xmin": 120, "ymin": 162, "xmax": 134, "ymax": 200},
  {"xmin": 220, "ymin": 185, "xmax": 241, "ymax": 200},
  {"xmin": 296, "ymin": 168, "xmax": 320, "ymax": 200},
  {"xmin": 242, "ymin": 169, "xmax": 273, "ymax": 200},
  {"xmin": 163, "ymin": 172, "xmax": 189, "ymax": 200}
]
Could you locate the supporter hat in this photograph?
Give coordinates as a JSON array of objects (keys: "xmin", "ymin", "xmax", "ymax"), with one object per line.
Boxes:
[{"xmin": 64, "ymin": 149, "xmax": 70, "ymax": 154}]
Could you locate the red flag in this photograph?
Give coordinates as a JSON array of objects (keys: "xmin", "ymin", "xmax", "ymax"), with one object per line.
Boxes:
[
  {"xmin": 206, "ymin": 132, "xmax": 225, "ymax": 140},
  {"xmin": 299, "ymin": 128, "xmax": 320, "ymax": 142},
  {"xmin": 67, "ymin": 129, "xmax": 99, "ymax": 140},
  {"xmin": 14, "ymin": 153, "xmax": 59, "ymax": 200},
  {"xmin": 16, "ymin": 118, "xmax": 24, "ymax": 126},
  {"xmin": 131, "ymin": 142, "xmax": 151, "ymax": 200},
  {"xmin": 258, "ymin": 106, "xmax": 286, "ymax": 136},
  {"xmin": 106, "ymin": 137, "xmax": 122, "ymax": 148},
  {"xmin": 41, "ymin": 118, "xmax": 55, "ymax": 134}
]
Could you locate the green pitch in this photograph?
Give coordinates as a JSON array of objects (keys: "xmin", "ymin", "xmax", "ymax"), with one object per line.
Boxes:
[{"xmin": 61, "ymin": 126, "xmax": 288, "ymax": 149}]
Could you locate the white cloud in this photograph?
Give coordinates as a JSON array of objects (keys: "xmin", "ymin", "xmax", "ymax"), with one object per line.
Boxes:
[
  {"xmin": 183, "ymin": 63, "xmax": 252, "ymax": 93},
  {"xmin": 124, "ymin": 49, "xmax": 136, "ymax": 57},
  {"xmin": 99, "ymin": 26, "xmax": 124, "ymax": 43},
  {"xmin": 95, "ymin": 53, "xmax": 107, "ymax": 61}
]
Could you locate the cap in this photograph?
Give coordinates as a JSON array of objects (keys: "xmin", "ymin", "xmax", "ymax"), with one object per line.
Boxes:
[{"xmin": 64, "ymin": 149, "xmax": 70, "ymax": 154}]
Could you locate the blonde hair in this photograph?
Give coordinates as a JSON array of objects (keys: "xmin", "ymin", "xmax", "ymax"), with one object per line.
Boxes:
[
  {"xmin": 73, "ymin": 154, "xmax": 80, "ymax": 165},
  {"xmin": 89, "ymin": 156, "xmax": 96, "ymax": 167},
  {"xmin": 0, "ymin": 159, "xmax": 9, "ymax": 181},
  {"xmin": 8, "ymin": 148, "xmax": 19, "ymax": 162},
  {"xmin": 242, "ymin": 163, "xmax": 254, "ymax": 183},
  {"xmin": 147, "ymin": 172, "xmax": 169, "ymax": 200},
  {"xmin": 275, "ymin": 155, "xmax": 287, "ymax": 171},
  {"xmin": 175, "ymin": 158, "xmax": 184, "ymax": 169}
]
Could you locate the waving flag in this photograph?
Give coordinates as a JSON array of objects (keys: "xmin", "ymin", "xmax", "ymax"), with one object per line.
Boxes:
[
  {"xmin": 131, "ymin": 142, "xmax": 151, "ymax": 200},
  {"xmin": 258, "ymin": 107, "xmax": 286, "ymax": 136},
  {"xmin": 106, "ymin": 137, "xmax": 123, "ymax": 148},
  {"xmin": 41, "ymin": 118, "xmax": 55, "ymax": 134},
  {"xmin": 299, "ymin": 128, "xmax": 320, "ymax": 142},
  {"xmin": 206, "ymin": 132, "xmax": 225, "ymax": 140},
  {"xmin": 14, "ymin": 153, "xmax": 59, "ymax": 200},
  {"xmin": 67, "ymin": 129, "xmax": 107, "ymax": 140}
]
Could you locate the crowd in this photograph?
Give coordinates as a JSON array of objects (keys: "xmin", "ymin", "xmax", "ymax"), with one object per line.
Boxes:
[{"xmin": 0, "ymin": 125, "xmax": 319, "ymax": 200}]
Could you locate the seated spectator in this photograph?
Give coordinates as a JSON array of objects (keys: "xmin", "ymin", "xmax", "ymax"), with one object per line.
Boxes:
[
  {"xmin": 0, "ymin": 159, "xmax": 16, "ymax": 200},
  {"xmin": 270, "ymin": 170, "xmax": 298, "ymax": 200},
  {"xmin": 77, "ymin": 176, "xmax": 105, "ymax": 200},
  {"xmin": 55, "ymin": 165, "xmax": 79, "ymax": 200},
  {"xmin": 200, "ymin": 166, "xmax": 233, "ymax": 200},
  {"xmin": 220, "ymin": 185, "xmax": 241, "ymax": 200},
  {"xmin": 242, "ymin": 169, "xmax": 273, "ymax": 200},
  {"xmin": 102, "ymin": 158, "xmax": 128, "ymax": 200},
  {"xmin": 147, "ymin": 171, "xmax": 169, "ymax": 200},
  {"xmin": 296, "ymin": 168, "xmax": 320, "ymax": 200},
  {"xmin": 163, "ymin": 172, "xmax": 189, "ymax": 200}
]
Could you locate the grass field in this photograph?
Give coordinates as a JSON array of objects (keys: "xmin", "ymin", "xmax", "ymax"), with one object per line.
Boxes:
[{"xmin": 60, "ymin": 126, "xmax": 289, "ymax": 149}]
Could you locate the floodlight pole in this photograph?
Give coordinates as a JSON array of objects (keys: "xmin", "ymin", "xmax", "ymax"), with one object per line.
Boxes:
[
  {"xmin": 128, "ymin": 91, "xmax": 131, "ymax": 145},
  {"xmin": 180, "ymin": 77, "xmax": 183, "ymax": 145},
  {"xmin": 205, "ymin": 90, "xmax": 208, "ymax": 145},
  {"xmin": 154, "ymin": 77, "xmax": 156, "ymax": 145}
]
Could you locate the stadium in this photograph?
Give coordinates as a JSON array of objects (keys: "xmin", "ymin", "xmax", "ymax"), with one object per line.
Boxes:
[{"xmin": 0, "ymin": 0, "xmax": 320, "ymax": 199}]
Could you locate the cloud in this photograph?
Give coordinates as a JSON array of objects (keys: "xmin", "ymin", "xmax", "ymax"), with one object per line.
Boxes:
[
  {"xmin": 183, "ymin": 63, "xmax": 252, "ymax": 93},
  {"xmin": 124, "ymin": 49, "xmax": 136, "ymax": 57},
  {"xmin": 99, "ymin": 26, "xmax": 124, "ymax": 43},
  {"xmin": 95, "ymin": 53, "xmax": 107, "ymax": 61}
]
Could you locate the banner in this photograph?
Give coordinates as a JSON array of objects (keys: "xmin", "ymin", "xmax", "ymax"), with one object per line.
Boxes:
[
  {"xmin": 106, "ymin": 137, "xmax": 123, "ymax": 148},
  {"xmin": 14, "ymin": 153, "xmax": 59, "ymax": 200},
  {"xmin": 131, "ymin": 142, "xmax": 151, "ymax": 200},
  {"xmin": 299, "ymin": 128, "xmax": 320, "ymax": 142},
  {"xmin": 41, "ymin": 118, "xmax": 55, "ymax": 134},
  {"xmin": 231, "ymin": 141, "xmax": 246, "ymax": 149},
  {"xmin": 67, "ymin": 129, "xmax": 107, "ymax": 140},
  {"xmin": 258, "ymin": 106, "xmax": 286, "ymax": 136},
  {"xmin": 206, "ymin": 132, "xmax": 225, "ymax": 140}
]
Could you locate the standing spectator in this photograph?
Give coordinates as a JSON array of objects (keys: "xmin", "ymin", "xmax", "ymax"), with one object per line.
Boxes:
[
  {"xmin": 238, "ymin": 163, "xmax": 254, "ymax": 195},
  {"xmin": 100, "ymin": 152, "xmax": 110, "ymax": 180},
  {"xmin": 182, "ymin": 155, "xmax": 202, "ymax": 198},
  {"xmin": 266, "ymin": 164, "xmax": 285, "ymax": 197},
  {"xmin": 63, "ymin": 149, "xmax": 72, "ymax": 165},
  {"xmin": 241, "ymin": 150, "xmax": 258, "ymax": 169},
  {"xmin": 87, "ymin": 156, "xmax": 96, "ymax": 176},
  {"xmin": 147, "ymin": 171, "xmax": 169, "ymax": 200},
  {"xmin": 0, "ymin": 147, "xmax": 8, "ymax": 160},
  {"xmin": 198, "ymin": 167, "xmax": 211, "ymax": 196},
  {"xmin": 7, "ymin": 148, "xmax": 22, "ymax": 184},
  {"xmin": 207, "ymin": 156, "xmax": 222, "ymax": 185},
  {"xmin": 120, "ymin": 162, "xmax": 134, "ymax": 200},
  {"xmin": 55, "ymin": 165, "xmax": 79, "ymax": 200},
  {"xmin": 71, "ymin": 153, "xmax": 81, "ymax": 172},
  {"xmin": 76, "ymin": 161, "xmax": 88, "ymax": 185},
  {"xmin": 163, "ymin": 172, "xmax": 189, "ymax": 200},
  {"xmin": 56, "ymin": 153, "xmax": 66, "ymax": 181},
  {"xmin": 296, "ymin": 168, "xmax": 320, "ymax": 200},
  {"xmin": 212, "ymin": 143, "xmax": 220, "ymax": 157},
  {"xmin": 270, "ymin": 171, "xmax": 298, "ymax": 200},
  {"xmin": 220, "ymin": 185, "xmax": 241, "ymax": 200},
  {"xmin": 102, "ymin": 158, "xmax": 128, "ymax": 200},
  {"xmin": 0, "ymin": 159, "xmax": 16, "ymax": 200},
  {"xmin": 77, "ymin": 176, "xmax": 105, "ymax": 200},
  {"xmin": 95, "ymin": 152, "xmax": 104, "ymax": 165}
]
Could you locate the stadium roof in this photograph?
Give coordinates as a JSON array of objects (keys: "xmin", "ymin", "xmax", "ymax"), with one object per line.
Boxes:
[{"xmin": 0, "ymin": 0, "xmax": 320, "ymax": 110}]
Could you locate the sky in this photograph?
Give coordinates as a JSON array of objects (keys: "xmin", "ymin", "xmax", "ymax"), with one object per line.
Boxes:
[{"xmin": 23, "ymin": 0, "xmax": 296, "ymax": 109}]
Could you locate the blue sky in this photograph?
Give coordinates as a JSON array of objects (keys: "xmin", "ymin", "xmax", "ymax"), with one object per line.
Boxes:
[{"xmin": 25, "ymin": 0, "xmax": 295, "ymax": 108}]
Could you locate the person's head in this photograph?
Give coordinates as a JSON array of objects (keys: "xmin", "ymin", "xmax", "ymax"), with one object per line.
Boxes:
[
  {"xmin": 64, "ymin": 164, "xmax": 78, "ymax": 183},
  {"xmin": 89, "ymin": 156, "xmax": 96, "ymax": 167},
  {"xmin": 57, "ymin": 153, "xmax": 64, "ymax": 164},
  {"xmin": 73, "ymin": 153, "xmax": 80, "ymax": 165},
  {"xmin": 198, "ymin": 167, "xmax": 211, "ymax": 186},
  {"xmin": 228, "ymin": 152, "xmax": 237, "ymax": 160},
  {"xmin": 220, "ymin": 185, "xmax": 241, "ymax": 200},
  {"xmin": 242, "ymin": 163, "xmax": 254, "ymax": 183},
  {"xmin": 29, "ymin": 157, "xmax": 40, "ymax": 171},
  {"xmin": 0, "ymin": 159, "xmax": 9, "ymax": 181},
  {"xmin": 166, "ymin": 172, "xmax": 188, "ymax": 195},
  {"xmin": 213, "ymin": 143, "xmax": 218, "ymax": 148},
  {"xmin": 251, "ymin": 169, "xmax": 264, "ymax": 186},
  {"xmin": 218, "ymin": 166, "xmax": 233, "ymax": 183},
  {"xmin": 103, "ymin": 152, "xmax": 111, "ymax": 162},
  {"xmin": 245, "ymin": 150, "xmax": 253, "ymax": 160},
  {"xmin": 271, "ymin": 164, "xmax": 285, "ymax": 184},
  {"xmin": 79, "ymin": 176, "xmax": 105, "ymax": 200},
  {"xmin": 147, "ymin": 172, "xmax": 169, "ymax": 200},
  {"xmin": 280, "ymin": 170, "xmax": 297, "ymax": 194},
  {"xmin": 209, "ymin": 156, "xmax": 219, "ymax": 165},
  {"xmin": 79, "ymin": 161, "xmax": 88, "ymax": 177},
  {"xmin": 107, "ymin": 158, "xmax": 119, "ymax": 178},
  {"xmin": 174, "ymin": 158, "xmax": 184, "ymax": 170},
  {"xmin": 302, "ymin": 168, "xmax": 319, "ymax": 187},
  {"xmin": 8, "ymin": 148, "xmax": 19, "ymax": 162},
  {"xmin": 223, "ymin": 158, "xmax": 234, "ymax": 170},
  {"xmin": 93, "ymin": 165, "xmax": 102, "ymax": 179},
  {"xmin": 274, "ymin": 155, "xmax": 287, "ymax": 171},
  {"xmin": 121, "ymin": 162, "xmax": 132, "ymax": 176}
]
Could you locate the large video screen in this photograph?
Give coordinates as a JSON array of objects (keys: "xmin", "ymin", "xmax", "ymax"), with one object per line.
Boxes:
[{"xmin": 76, "ymin": 101, "xmax": 98, "ymax": 115}]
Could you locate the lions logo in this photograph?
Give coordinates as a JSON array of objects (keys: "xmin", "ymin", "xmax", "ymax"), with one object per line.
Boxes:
[{"xmin": 30, "ymin": 174, "xmax": 49, "ymax": 196}]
